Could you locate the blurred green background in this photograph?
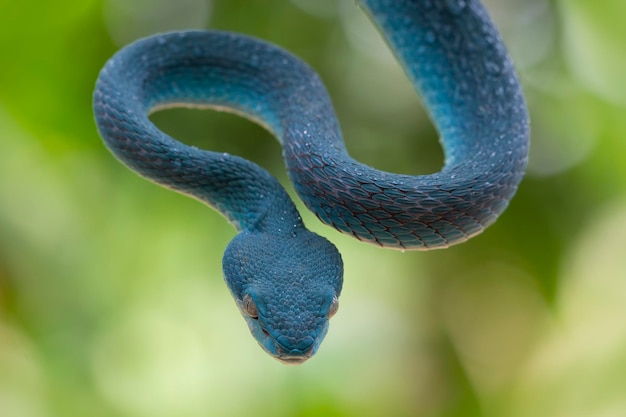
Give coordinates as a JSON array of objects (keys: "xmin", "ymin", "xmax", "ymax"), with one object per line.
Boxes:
[{"xmin": 1, "ymin": 0, "xmax": 625, "ymax": 416}]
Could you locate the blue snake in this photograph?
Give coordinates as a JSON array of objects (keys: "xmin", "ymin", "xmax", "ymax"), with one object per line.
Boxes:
[{"xmin": 93, "ymin": 0, "xmax": 529, "ymax": 364}]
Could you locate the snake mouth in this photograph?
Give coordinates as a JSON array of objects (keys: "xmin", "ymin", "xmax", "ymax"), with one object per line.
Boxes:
[
  {"xmin": 275, "ymin": 344, "xmax": 315, "ymax": 365},
  {"xmin": 276, "ymin": 355, "xmax": 310, "ymax": 365}
]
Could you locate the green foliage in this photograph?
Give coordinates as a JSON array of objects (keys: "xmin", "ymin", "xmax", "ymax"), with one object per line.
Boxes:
[{"xmin": 1, "ymin": 0, "xmax": 625, "ymax": 416}]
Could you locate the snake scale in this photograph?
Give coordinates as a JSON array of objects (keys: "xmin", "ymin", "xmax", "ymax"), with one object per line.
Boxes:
[{"xmin": 93, "ymin": 0, "xmax": 529, "ymax": 363}]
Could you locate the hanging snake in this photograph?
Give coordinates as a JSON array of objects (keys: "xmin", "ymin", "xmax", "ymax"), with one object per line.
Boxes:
[{"xmin": 93, "ymin": 0, "xmax": 529, "ymax": 364}]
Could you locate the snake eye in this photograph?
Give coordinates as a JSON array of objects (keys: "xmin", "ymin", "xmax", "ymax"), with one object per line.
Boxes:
[
  {"xmin": 243, "ymin": 294, "xmax": 258, "ymax": 319},
  {"xmin": 328, "ymin": 295, "xmax": 339, "ymax": 319}
]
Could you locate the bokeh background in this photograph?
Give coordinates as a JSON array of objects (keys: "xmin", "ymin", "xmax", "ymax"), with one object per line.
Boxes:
[{"xmin": 1, "ymin": 0, "xmax": 625, "ymax": 416}]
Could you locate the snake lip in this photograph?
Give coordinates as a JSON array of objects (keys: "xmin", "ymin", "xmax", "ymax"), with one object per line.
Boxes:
[
  {"xmin": 276, "ymin": 353, "xmax": 312, "ymax": 365},
  {"xmin": 275, "ymin": 345, "xmax": 315, "ymax": 365}
]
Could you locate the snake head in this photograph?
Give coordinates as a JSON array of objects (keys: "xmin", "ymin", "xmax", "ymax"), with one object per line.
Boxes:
[{"xmin": 222, "ymin": 228, "xmax": 343, "ymax": 364}]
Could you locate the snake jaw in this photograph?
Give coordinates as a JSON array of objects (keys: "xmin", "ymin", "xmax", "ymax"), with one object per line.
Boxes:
[
  {"xmin": 275, "ymin": 343, "xmax": 316, "ymax": 365},
  {"xmin": 236, "ymin": 289, "xmax": 330, "ymax": 364},
  {"xmin": 243, "ymin": 317, "xmax": 318, "ymax": 364},
  {"xmin": 270, "ymin": 329, "xmax": 324, "ymax": 364}
]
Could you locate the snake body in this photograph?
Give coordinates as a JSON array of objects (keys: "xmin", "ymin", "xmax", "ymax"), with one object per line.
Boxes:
[{"xmin": 93, "ymin": 0, "xmax": 529, "ymax": 363}]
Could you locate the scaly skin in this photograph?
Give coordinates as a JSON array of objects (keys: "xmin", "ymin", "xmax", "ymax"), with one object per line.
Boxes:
[{"xmin": 93, "ymin": 0, "xmax": 529, "ymax": 363}]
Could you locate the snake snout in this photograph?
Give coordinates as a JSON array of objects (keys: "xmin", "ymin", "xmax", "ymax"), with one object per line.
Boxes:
[
  {"xmin": 275, "ymin": 335, "xmax": 316, "ymax": 364},
  {"xmin": 276, "ymin": 345, "xmax": 315, "ymax": 365}
]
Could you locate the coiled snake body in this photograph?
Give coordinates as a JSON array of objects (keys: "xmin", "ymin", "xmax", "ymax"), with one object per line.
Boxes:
[{"xmin": 94, "ymin": 0, "xmax": 529, "ymax": 363}]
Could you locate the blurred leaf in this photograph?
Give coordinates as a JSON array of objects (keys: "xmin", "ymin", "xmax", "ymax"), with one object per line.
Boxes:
[{"xmin": 560, "ymin": 0, "xmax": 626, "ymax": 106}]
